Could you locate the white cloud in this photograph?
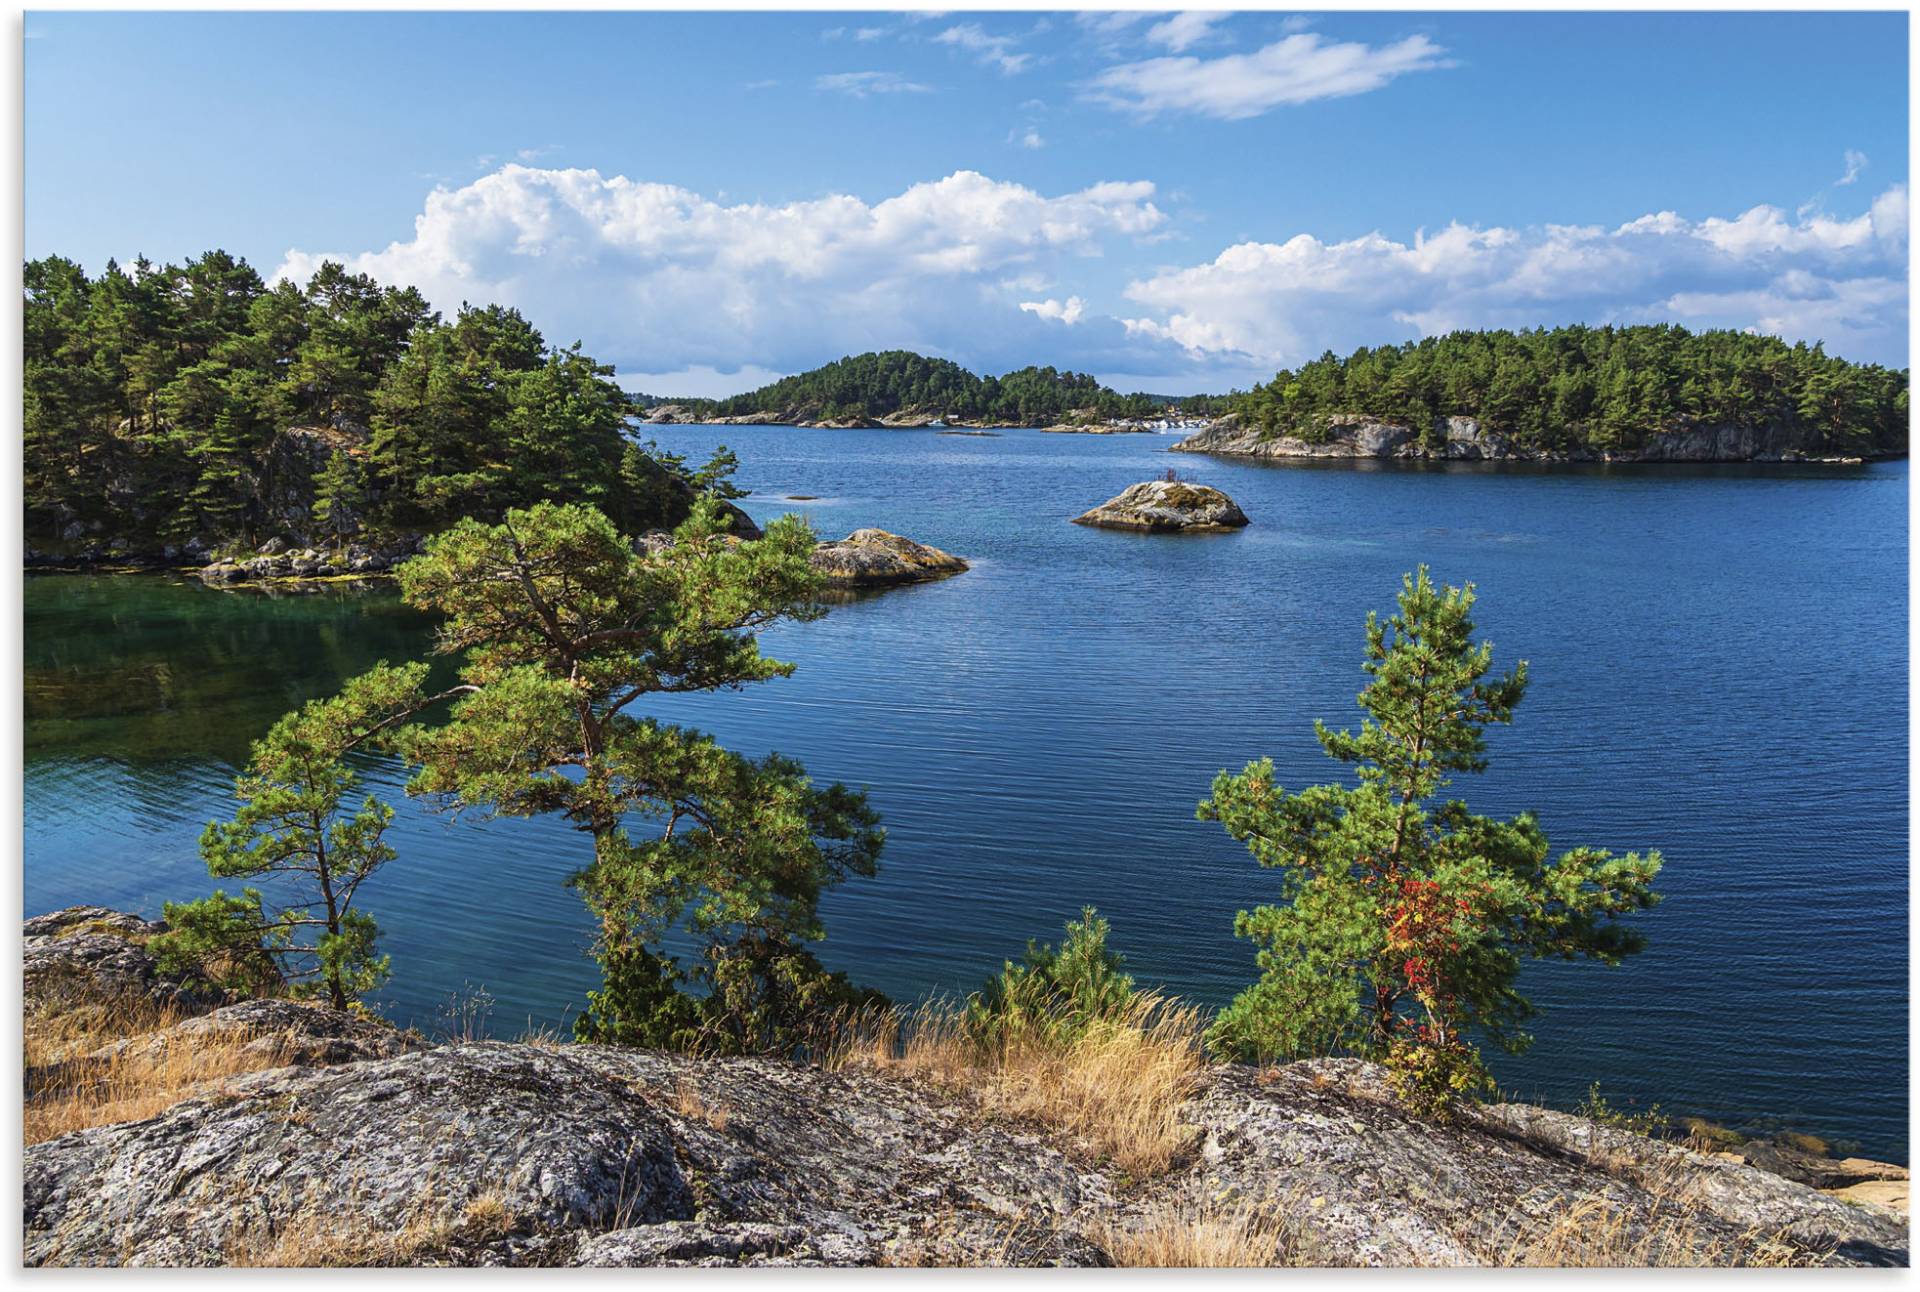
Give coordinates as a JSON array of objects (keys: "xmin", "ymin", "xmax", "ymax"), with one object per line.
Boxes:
[
  {"xmin": 1020, "ymin": 296, "xmax": 1085, "ymax": 324},
  {"xmin": 276, "ymin": 166, "xmax": 1178, "ymax": 379},
  {"xmin": 1084, "ymin": 32, "xmax": 1450, "ymax": 120},
  {"xmin": 855, "ymin": 26, "xmax": 886, "ymax": 42},
  {"xmin": 1837, "ymin": 148, "xmax": 1868, "ymax": 187},
  {"xmin": 934, "ymin": 22, "xmax": 1031, "ymax": 75},
  {"xmin": 273, "ymin": 165, "xmax": 1911, "ymax": 395},
  {"xmin": 1146, "ymin": 11, "xmax": 1227, "ymax": 54},
  {"xmin": 1120, "ymin": 185, "xmax": 1910, "ymax": 368},
  {"xmin": 1010, "ymin": 126, "xmax": 1046, "ymax": 150},
  {"xmin": 816, "ymin": 70, "xmax": 931, "ymax": 97}
]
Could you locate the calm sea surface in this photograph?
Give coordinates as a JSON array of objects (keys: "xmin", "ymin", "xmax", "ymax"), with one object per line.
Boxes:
[{"xmin": 24, "ymin": 427, "xmax": 1910, "ymax": 1158}]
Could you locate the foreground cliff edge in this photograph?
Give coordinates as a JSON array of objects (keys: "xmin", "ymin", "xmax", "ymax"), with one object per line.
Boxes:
[{"xmin": 23, "ymin": 908, "xmax": 1909, "ymax": 1268}]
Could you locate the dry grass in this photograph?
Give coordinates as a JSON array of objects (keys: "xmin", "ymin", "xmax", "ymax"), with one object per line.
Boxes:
[
  {"xmin": 226, "ymin": 1187, "xmax": 514, "ymax": 1267},
  {"xmin": 1501, "ymin": 1191, "xmax": 1820, "ymax": 1268},
  {"xmin": 24, "ymin": 991, "xmax": 297, "ymax": 1145},
  {"xmin": 1088, "ymin": 1201, "xmax": 1306, "ymax": 1267},
  {"xmin": 828, "ymin": 993, "xmax": 1206, "ymax": 1179},
  {"xmin": 673, "ymin": 1075, "xmax": 731, "ymax": 1131}
]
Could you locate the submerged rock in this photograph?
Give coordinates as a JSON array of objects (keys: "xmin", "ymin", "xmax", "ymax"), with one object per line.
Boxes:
[
  {"xmin": 1072, "ymin": 480, "xmax": 1250, "ymax": 532},
  {"xmin": 809, "ymin": 529, "xmax": 968, "ymax": 587}
]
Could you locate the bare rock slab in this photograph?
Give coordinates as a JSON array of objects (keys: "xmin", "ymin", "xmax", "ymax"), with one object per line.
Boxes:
[{"xmin": 1072, "ymin": 480, "xmax": 1250, "ymax": 532}]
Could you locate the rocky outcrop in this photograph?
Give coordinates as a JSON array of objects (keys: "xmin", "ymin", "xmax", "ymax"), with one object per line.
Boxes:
[
  {"xmin": 20, "ymin": 910, "xmax": 1907, "ymax": 1268},
  {"xmin": 1172, "ymin": 414, "xmax": 1876, "ymax": 464},
  {"xmin": 1072, "ymin": 481, "xmax": 1250, "ymax": 532},
  {"xmin": 23, "ymin": 1043, "xmax": 1907, "ymax": 1268},
  {"xmin": 809, "ymin": 530, "xmax": 969, "ymax": 588},
  {"xmin": 1040, "ymin": 423, "xmax": 1155, "ymax": 436},
  {"xmin": 24, "ymin": 907, "xmax": 221, "ymax": 1012},
  {"xmin": 640, "ymin": 404, "xmax": 703, "ymax": 425}
]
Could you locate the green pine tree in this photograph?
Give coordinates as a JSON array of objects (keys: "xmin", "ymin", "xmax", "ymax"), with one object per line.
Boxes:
[{"xmin": 1200, "ymin": 568, "xmax": 1662, "ymax": 1116}]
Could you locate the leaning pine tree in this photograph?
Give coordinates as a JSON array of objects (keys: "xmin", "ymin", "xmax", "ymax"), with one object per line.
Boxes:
[{"xmin": 1200, "ymin": 567, "xmax": 1662, "ymax": 1115}]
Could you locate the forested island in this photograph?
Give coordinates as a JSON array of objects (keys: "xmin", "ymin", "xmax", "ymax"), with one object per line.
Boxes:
[
  {"xmin": 637, "ymin": 349, "xmax": 1232, "ymax": 428},
  {"xmin": 24, "ymin": 251, "xmax": 729, "ymax": 559},
  {"xmin": 1194, "ymin": 325, "xmax": 1909, "ymax": 462}
]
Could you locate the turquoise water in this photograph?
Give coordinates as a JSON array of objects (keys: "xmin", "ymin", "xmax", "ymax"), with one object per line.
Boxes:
[{"xmin": 24, "ymin": 427, "xmax": 1909, "ymax": 1158}]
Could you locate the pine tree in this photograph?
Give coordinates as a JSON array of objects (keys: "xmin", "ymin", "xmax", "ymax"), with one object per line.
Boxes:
[
  {"xmin": 1200, "ymin": 568, "xmax": 1662, "ymax": 1115},
  {"xmin": 311, "ymin": 448, "xmax": 367, "ymax": 550},
  {"xmin": 390, "ymin": 498, "xmax": 885, "ymax": 1053},
  {"xmin": 153, "ymin": 663, "xmax": 431, "ymax": 1008}
]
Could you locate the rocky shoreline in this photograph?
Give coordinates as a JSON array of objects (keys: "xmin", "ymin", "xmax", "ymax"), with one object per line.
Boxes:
[
  {"xmin": 1171, "ymin": 414, "xmax": 1897, "ymax": 465},
  {"xmin": 640, "ymin": 404, "xmax": 1172, "ymax": 435},
  {"xmin": 22, "ymin": 906, "xmax": 1910, "ymax": 1268}
]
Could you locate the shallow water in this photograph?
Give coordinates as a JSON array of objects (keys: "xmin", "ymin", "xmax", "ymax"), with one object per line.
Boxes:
[{"xmin": 24, "ymin": 427, "xmax": 1909, "ymax": 1158}]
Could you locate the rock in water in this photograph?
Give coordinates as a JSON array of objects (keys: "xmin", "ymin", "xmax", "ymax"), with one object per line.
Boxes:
[
  {"xmin": 1072, "ymin": 480, "xmax": 1250, "ymax": 532},
  {"xmin": 810, "ymin": 530, "xmax": 968, "ymax": 587}
]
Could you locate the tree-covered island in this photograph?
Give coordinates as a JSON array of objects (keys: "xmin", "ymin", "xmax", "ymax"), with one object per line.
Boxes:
[
  {"xmin": 23, "ymin": 250, "xmax": 742, "ymax": 560},
  {"xmin": 1196, "ymin": 325, "xmax": 1908, "ymax": 461}
]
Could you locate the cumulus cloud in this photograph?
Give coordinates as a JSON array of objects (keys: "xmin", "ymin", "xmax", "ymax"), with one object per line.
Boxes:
[
  {"xmin": 1010, "ymin": 125, "xmax": 1046, "ymax": 150},
  {"xmin": 1145, "ymin": 11, "xmax": 1227, "ymax": 53},
  {"xmin": 1837, "ymin": 148, "xmax": 1868, "ymax": 187},
  {"xmin": 275, "ymin": 166, "xmax": 1181, "ymax": 379},
  {"xmin": 1019, "ymin": 296, "xmax": 1085, "ymax": 324},
  {"xmin": 1121, "ymin": 185, "xmax": 1910, "ymax": 368},
  {"xmin": 274, "ymin": 165, "xmax": 1910, "ymax": 394},
  {"xmin": 816, "ymin": 70, "xmax": 930, "ymax": 97},
  {"xmin": 1085, "ymin": 32, "xmax": 1450, "ymax": 120},
  {"xmin": 934, "ymin": 22, "xmax": 1031, "ymax": 75}
]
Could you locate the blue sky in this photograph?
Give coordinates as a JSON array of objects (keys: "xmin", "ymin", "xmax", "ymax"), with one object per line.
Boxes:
[{"xmin": 25, "ymin": 10, "xmax": 1911, "ymax": 394}]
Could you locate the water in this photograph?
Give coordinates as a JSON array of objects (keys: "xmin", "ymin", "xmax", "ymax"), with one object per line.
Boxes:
[{"xmin": 24, "ymin": 427, "xmax": 1909, "ymax": 1159}]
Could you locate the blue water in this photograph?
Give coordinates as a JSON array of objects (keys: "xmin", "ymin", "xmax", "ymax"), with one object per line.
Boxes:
[{"xmin": 23, "ymin": 427, "xmax": 1909, "ymax": 1159}]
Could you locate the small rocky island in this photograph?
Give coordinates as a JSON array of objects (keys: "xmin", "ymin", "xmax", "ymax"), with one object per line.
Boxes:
[
  {"xmin": 809, "ymin": 529, "xmax": 969, "ymax": 587},
  {"xmin": 1072, "ymin": 480, "xmax": 1251, "ymax": 533}
]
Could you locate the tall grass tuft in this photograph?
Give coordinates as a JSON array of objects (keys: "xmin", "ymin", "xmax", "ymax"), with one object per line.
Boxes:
[
  {"xmin": 24, "ymin": 991, "xmax": 296, "ymax": 1145},
  {"xmin": 829, "ymin": 991, "xmax": 1206, "ymax": 1178}
]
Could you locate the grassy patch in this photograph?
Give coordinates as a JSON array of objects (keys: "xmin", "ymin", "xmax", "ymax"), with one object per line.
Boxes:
[{"xmin": 829, "ymin": 992, "xmax": 1206, "ymax": 1179}]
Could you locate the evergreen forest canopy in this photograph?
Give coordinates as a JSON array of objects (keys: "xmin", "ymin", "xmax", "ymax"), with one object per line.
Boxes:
[
  {"xmin": 23, "ymin": 250, "xmax": 718, "ymax": 548},
  {"xmin": 1228, "ymin": 325, "xmax": 1909, "ymax": 456},
  {"xmin": 649, "ymin": 350, "xmax": 1234, "ymax": 424}
]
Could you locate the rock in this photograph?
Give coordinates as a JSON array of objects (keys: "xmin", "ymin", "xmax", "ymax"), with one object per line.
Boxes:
[
  {"xmin": 1186, "ymin": 1061, "xmax": 1904, "ymax": 1267},
  {"xmin": 1072, "ymin": 480, "xmax": 1250, "ymax": 532},
  {"xmin": 1479, "ymin": 1095, "xmax": 1906, "ymax": 1264},
  {"xmin": 22, "ymin": 907, "xmax": 213, "ymax": 1010},
  {"xmin": 60, "ymin": 521, "xmax": 86, "ymax": 542},
  {"xmin": 1172, "ymin": 413, "xmax": 1836, "ymax": 464},
  {"xmin": 80, "ymin": 998, "xmax": 424, "ymax": 1070},
  {"xmin": 23, "ymin": 1043, "xmax": 1905, "ymax": 1268},
  {"xmin": 256, "ymin": 537, "xmax": 288, "ymax": 556},
  {"xmin": 720, "ymin": 501, "xmax": 763, "ymax": 540},
  {"xmin": 1829, "ymin": 1180, "xmax": 1909, "ymax": 1216},
  {"xmin": 571, "ymin": 1221, "xmax": 872, "ymax": 1268},
  {"xmin": 23, "ymin": 1043, "xmax": 1107, "ymax": 1268},
  {"xmin": 809, "ymin": 530, "xmax": 969, "ymax": 587},
  {"xmin": 1737, "ymin": 1141, "xmax": 1909, "ymax": 1191}
]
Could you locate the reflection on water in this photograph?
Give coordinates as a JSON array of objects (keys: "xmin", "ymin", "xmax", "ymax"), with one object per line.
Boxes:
[{"xmin": 23, "ymin": 430, "xmax": 1911, "ymax": 1158}]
